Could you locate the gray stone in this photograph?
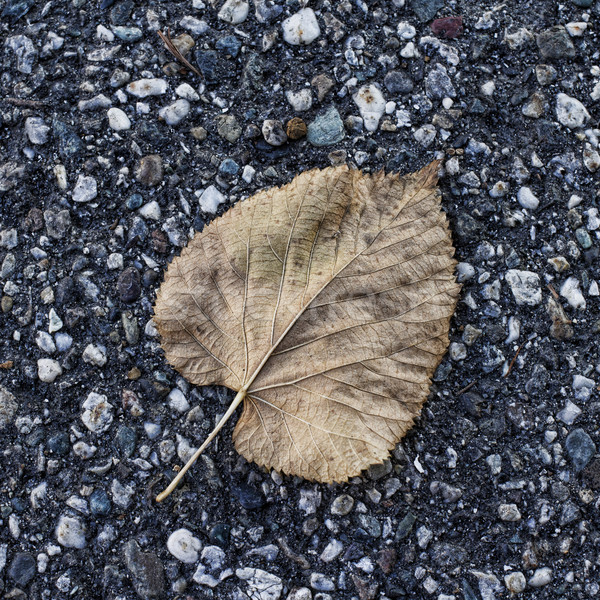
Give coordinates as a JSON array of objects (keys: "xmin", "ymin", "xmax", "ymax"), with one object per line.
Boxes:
[
  {"xmin": 237, "ymin": 567, "xmax": 283, "ymax": 600},
  {"xmin": 0, "ymin": 385, "xmax": 18, "ymax": 429},
  {"xmin": 55, "ymin": 515, "xmax": 86, "ymax": 548},
  {"xmin": 537, "ymin": 26, "xmax": 575, "ymax": 60},
  {"xmin": 136, "ymin": 155, "xmax": 163, "ymax": 187},
  {"xmin": 9, "ymin": 552, "xmax": 36, "ymax": 586},
  {"xmin": 72, "ymin": 175, "xmax": 98, "ymax": 203},
  {"xmin": 411, "ymin": 0, "xmax": 444, "ymax": 22},
  {"xmin": 262, "ymin": 120, "xmax": 287, "ymax": 146},
  {"xmin": 384, "ymin": 70, "xmax": 413, "ymax": 94},
  {"xmin": 44, "ymin": 209, "xmax": 71, "ymax": 239},
  {"xmin": 566, "ymin": 428, "xmax": 596, "ymax": 472},
  {"xmin": 505, "ymin": 270, "xmax": 541, "ymax": 305},
  {"xmin": 81, "ymin": 392, "xmax": 113, "ymax": 433},
  {"xmin": 123, "ymin": 540, "xmax": 165, "ymax": 600},
  {"xmin": 6, "ymin": 35, "xmax": 36, "ymax": 73},
  {"xmin": 425, "ymin": 63, "xmax": 456, "ymax": 99},
  {"xmin": 25, "ymin": 117, "xmax": 50, "ymax": 144},
  {"xmin": 307, "ymin": 107, "xmax": 345, "ymax": 146}
]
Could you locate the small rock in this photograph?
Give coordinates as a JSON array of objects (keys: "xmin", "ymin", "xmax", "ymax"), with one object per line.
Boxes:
[
  {"xmin": 556, "ymin": 93, "xmax": 590, "ymax": 129},
  {"xmin": 309, "ymin": 573, "xmax": 335, "ymax": 592},
  {"xmin": 262, "ymin": 120, "xmax": 287, "ymax": 146},
  {"xmin": 0, "ymin": 385, "xmax": 18, "ymax": 429},
  {"xmin": 9, "ymin": 552, "xmax": 35, "ymax": 587},
  {"xmin": 218, "ymin": 0, "xmax": 249, "ymax": 24},
  {"xmin": 286, "ymin": 89, "xmax": 313, "ymax": 112},
  {"xmin": 299, "ymin": 487, "xmax": 322, "ymax": 515},
  {"xmin": 557, "ymin": 400, "xmax": 581, "ymax": 425},
  {"xmin": 107, "ymin": 107, "xmax": 131, "ymax": 131},
  {"xmin": 583, "ymin": 144, "xmax": 600, "ymax": 173},
  {"xmin": 201, "ymin": 545, "xmax": 226, "ymax": 570},
  {"xmin": 517, "ymin": 187, "xmax": 539, "ymax": 210},
  {"xmin": 237, "ymin": 568, "xmax": 283, "ymax": 600},
  {"xmin": 37, "ymin": 359, "xmax": 62, "ymax": 383},
  {"xmin": 89, "ymin": 489, "xmax": 111, "ymax": 516},
  {"xmin": 431, "ymin": 16, "xmax": 463, "ymax": 39},
  {"xmin": 505, "ymin": 270, "xmax": 541, "ymax": 306},
  {"xmin": 331, "ymin": 494, "xmax": 354, "ymax": 516},
  {"xmin": 307, "ymin": 107, "xmax": 345, "ymax": 146},
  {"xmin": 127, "ymin": 79, "xmax": 168, "ymax": 98},
  {"xmin": 55, "ymin": 515, "xmax": 86, "ymax": 548},
  {"xmin": 537, "ymin": 26, "xmax": 575, "ymax": 60},
  {"xmin": 198, "ymin": 185, "xmax": 226, "ymax": 214},
  {"xmin": 180, "ymin": 16, "xmax": 208, "ymax": 36},
  {"xmin": 81, "ymin": 392, "xmax": 113, "ymax": 433},
  {"xmin": 504, "ymin": 572, "xmax": 526, "ymax": 594},
  {"xmin": 118, "ymin": 267, "xmax": 142, "ymax": 302},
  {"xmin": 6, "ymin": 35, "xmax": 36, "ymax": 73},
  {"xmin": 232, "ymin": 482, "xmax": 265, "ymax": 510},
  {"xmin": 25, "ymin": 117, "xmax": 50, "ymax": 144},
  {"xmin": 566, "ymin": 428, "xmax": 596, "ymax": 472},
  {"xmin": 112, "ymin": 26, "xmax": 142, "ymax": 42},
  {"xmin": 136, "ymin": 155, "xmax": 163, "ymax": 187},
  {"xmin": 78, "ymin": 94, "xmax": 111, "ymax": 112},
  {"xmin": 311, "ymin": 74, "xmax": 334, "ymax": 102},
  {"xmin": 286, "ymin": 117, "xmax": 307, "ymax": 140},
  {"xmin": 522, "ymin": 93, "xmax": 546, "ymax": 118},
  {"xmin": 528, "ymin": 567, "xmax": 552, "ymax": 587},
  {"xmin": 159, "ymin": 99, "xmax": 190, "ymax": 126},
  {"xmin": 72, "ymin": 175, "xmax": 98, "ymax": 203},
  {"xmin": 411, "ymin": 0, "xmax": 444, "ymax": 22},
  {"xmin": 320, "ymin": 540, "xmax": 343, "ymax": 563},
  {"xmin": 425, "ymin": 63, "xmax": 456, "ymax": 99},
  {"xmin": 282, "ymin": 8, "xmax": 320, "ymax": 45},
  {"xmin": 123, "ymin": 540, "xmax": 165, "ymax": 599},
  {"xmin": 498, "ymin": 504, "xmax": 521, "ymax": 521},
  {"xmin": 560, "ymin": 277, "xmax": 586, "ymax": 309},
  {"xmin": 167, "ymin": 529, "xmax": 201, "ymax": 563},
  {"xmin": 82, "ymin": 344, "xmax": 107, "ymax": 367},
  {"xmin": 44, "ymin": 209, "xmax": 71, "ymax": 239},
  {"xmin": 383, "ymin": 70, "xmax": 413, "ymax": 94},
  {"xmin": 216, "ymin": 114, "xmax": 242, "ymax": 143},
  {"xmin": 353, "ymin": 84, "xmax": 386, "ymax": 132}
]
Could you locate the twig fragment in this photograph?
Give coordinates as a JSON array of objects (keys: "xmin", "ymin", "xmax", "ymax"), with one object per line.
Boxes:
[
  {"xmin": 546, "ymin": 283, "xmax": 559, "ymax": 299},
  {"xmin": 158, "ymin": 29, "xmax": 202, "ymax": 78},
  {"xmin": 3, "ymin": 97, "xmax": 48, "ymax": 108},
  {"xmin": 504, "ymin": 343, "xmax": 524, "ymax": 378},
  {"xmin": 456, "ymin": 380, "xmax": 476, "ymax": 396}
]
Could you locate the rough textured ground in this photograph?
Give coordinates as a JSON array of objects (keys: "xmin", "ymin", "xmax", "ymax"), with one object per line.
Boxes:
[{"xmin": 1, "ymin": 0, "xmax": 600, "ymax": 598}]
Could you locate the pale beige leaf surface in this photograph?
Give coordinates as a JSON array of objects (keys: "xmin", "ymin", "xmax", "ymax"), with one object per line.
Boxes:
[{"xmin": 154, "ymin": 161, "xmax": 460, "ymax": 484}]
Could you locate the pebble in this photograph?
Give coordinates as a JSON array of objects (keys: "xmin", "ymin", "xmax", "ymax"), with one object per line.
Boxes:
[
  {"xmin": 262, "ymin": 120, "xmax": 287, "ymax": 146},
  {"xmin": 37, "ymin": 359, "xmax": 62, "ymax": 383},
  {"xmin": 138, "ymin": 200, "xmax": 161, "ymax": 221},
  {"xmin": 299, "ymin": 487, "xmax": 322, "ymax": 515},
  {"xmin": 25, "ymin": 117, "xmax": 50, "ymax": 144},
  {"xmin": 6, "ymin": 35, "xmax": 36, "ymax": 73},
  {"xmin": 505, "ymin": 270, "xmax": 541, "ymax": 306},
  {"xmin": 167, "ymin": 528, "xmax": 201, "ymax": 563},
  {"xmin": 309, "ymin": 573, "xmax": 335, "ymax": 592},
  {"xmin": 537, "ymin": 26, "xmax": 575, "ymax": 59},
  {"xmin": 36, "ymin": 331, "xmax": 56, "ymax": 354},
  {"xmin": 307, "ymin": 107, "xmax": 345, "ymax": 146},
  {"xmin": 198, "ymin": 185, "xmax": 226, "ymax": 214},
  {"xmin": 282, "ymin": 8, "xmax": 320, "ymax": 45},
  {"xmin": 159, "ymin": 99, "xmax": 190, "ymax": 126},
  {"xmin": 557, "ymin": 400, "xmax": 582, "ymax": 425},
  {"xmin": 81, "ymin": 392, "xmax": 113, "ymax": 433},
  {"xmin": 583, "ymin": 144, "xmax": 600, "ymax": 173},
  {"xmin": 82, "ymin": 344, "xmax": 107, "ymax": 367},
  {"xmin": 286, "ymin": 118, "xmax": 307, "ymax": 140},
  {"xmin": 107, "ymin": 107, "xmax": 131, "ymax": 131},
  {"xmin": 237, "ymin": 568, "xmax": 283, "ymax": 600},
  {"xmin": 560, "ymin": 277, "xmax": 586, "ymax": 309},
  {"xmin": 216, "ymin": 114, "xmax": 242, "ymax": 143},
  {"xmin": 201, "ymin": 545, "xmax": 226, "ymax": 570},
  {"xmin": 384, "ymin": 70, "xmax": 413, "ymax": 94},
  {"xmin": 118, "ymin": 267, "xmax": 142, "ymax": 302},
  {"xmin": 112, "ymin": 26, "xmax": 142, "ymax": 42},
  {"xmin": 72, "ymin": 175, "xmax": 98, "ymax": 203},
  {"xmin": 286, "ymin": 89, "xmax": 313, "ymax": 112},
  {"xmin": 556, "ymin": 93, "xmax": 590, "ymax": 129},
  {"xmin": 0, "ymin": 385, "xmax": 18, "ymax": 429},
  {"xmin": 218, "ymin": 0, "xmax": 249, "ymax": 24},
  {"xmin": 136, "ymin": 155, "xmax": 163, "ymax": 187},
  {"xmin": 287, "ymin": 589, "xmax": 312, "ymax": 600},
  {"xmin": 232, "ymin": 482, "xmax": 266, "ymax": 510},
  {"xmin": 123, "ymin": 540, "xmax": 165, "ymax": 599},
  {"xmin": 78, "ymin": 94, "xmax": 111, "ymax": 112},
  {"xmin": 127, "ymin": 79, "xmax": 168, "ymax": 98},
  {"xmin": 528, "ymin": 567, "xmax": 552, "ymax": 587},
  {"xmin": 504, "ymin": 572, "xmax": 526, "ymax": 594},
  {"xmin": 175, "ymin": 83, "xmax": 200, "ymax": 101},
  {"xmin": 566, "ymin": 428, "xmax": 596, "ymax": 472},
  {"xmin": 180, "ymin": 16, "xmax": 208, "ymax": 36},
  {"xmin": 517, "ymin": 187, "xmax": 539, "ymax": 210},
  {"xmin": 522, "ymin": 93, "xmax": 545, "ymax": 118},
  {"xmin": 168, "ymin": 388, "xmax": 190, "ymax": 413},
  {"xmin": 89, "ymin": 489, "xmax": 111, "ymax": 515},
  {"xmin": 498, "ymin": 504, "xmax": 521, "ymax": 521},
  {"xmin": 320, "ymin": 540, "xmax": 343, "ymax": 563},
  {"xmin": 8, "ymin": 552, "xmax": 35, "ymax": 586},
  {"xmin": 353, "ymin": 85, "xmax": 386, "ymax": 132},
  {"xmin": 425, "ymin": 63, "xmax": 456, "ymax": 99},
  {"xmin": 55, "ymin": 515, "xmax": 86, "ymax": 549}
]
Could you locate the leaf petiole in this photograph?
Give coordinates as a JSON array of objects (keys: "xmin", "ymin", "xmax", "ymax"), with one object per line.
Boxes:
[{"xmin": 155, "ymin": 388, "xmax": 246, "ymax": 502}]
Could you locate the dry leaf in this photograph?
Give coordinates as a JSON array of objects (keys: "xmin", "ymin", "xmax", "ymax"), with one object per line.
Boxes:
[{"xmin": 154, "ymin": 161, "xmax": 460, "ymax": 500}]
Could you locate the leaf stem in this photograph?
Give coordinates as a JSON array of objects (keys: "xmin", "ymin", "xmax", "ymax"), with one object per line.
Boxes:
[{"xmin": 155, "ymin": 388, "xmax": 246, "ymax": 502}]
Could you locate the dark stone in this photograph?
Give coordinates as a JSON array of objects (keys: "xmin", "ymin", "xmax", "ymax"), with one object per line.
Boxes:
[
  {"xmin": 136, "ymin": 155, "xmax": 163, "ymax": 187},
  {"xmin": 196, "ymin": 50, "xmax": 224, "ymax": 83},
  {"xmin": 219, "ymin": 158, "xmax": 240, "ymax": 177},
  {"xmin": 571, "ymin": 0, "xmax": 594, "ymax": 5},
  {"xmin": 462, "ymin": 579, "xmax": 479, "ymax": 600},
  {"xmin": 47, "ymin": 431, "xmax": 70, "ymax": 455},
  {"xmin": 583, "ymin": 458, "xmax": 600, "ymax": 489},
  {"xmin": 395, "ymin": 512, "xmax": 416, "ymax": 541},
  {"xmin": 1, "ymin": 0, "xmax": 34, "ymax": 23},
  {"xmin": 231, "ymin": 482, "xmax": 266, "ymax": 510},
  {"xmin": 44, "ymin": 209, "xmax": 71, "ymax": 239},
  {"xmin": 142, "ymin": 269, "xmax": 158, "ymax": 287},
  {"xmin": 25, "ymin": 207, "xmax": 44, "ymax": 231},
  {"xmin": 128, "ymin": 217, "xmax": 148, "ymax": 243},
  {"xmin": 430, "ymin": 542, "xmax": 467, "ymax": 568},
  {"xmin": 118, "ymin": 267, "xmax": 141, "ymax": 303},
  {"xmin": 151, "ymin": 230, "xmax": 169, "ymax": 254},
  {"xmin": 242, "ymin": 53, "xmax": 264, "ymax": 97},
  {"xmin": 123, "ymin": 540, "xmax": 166, "ymax": 599},
  {"xmin": 90, "ymin": 489, "xmax": 112, "ymax": 516},
  {"xmin": 454, "ymin": 213, "xmax": 483, "ymax": 243},
  {"xmin": 431, "ymin": 16, "xmax": 463, "ymax": 38},
  {"xmin": 55, "ymin": 276, "xmax": 76, "ymax": 306},
  {"xmin": 411, "ymin": 0, "xmax": 444, "ymax": 22},
  {"xmin": 536, "ymin": 26, "xmax": 576, "ymax": 60},
  {"xmin": 216, "ymin": 35, "xmax": 242, "ymax": 58},
  {"xmin": 116, "ymin": 425, "xmax": 137, "ymax": 457},
  {"xmin": 110, "ymin": 0, "xmax": 134, "ymax": 25},
  {"xmin": 352, "ymin": 575, "xmax": 379, "ymax": 600},
  {"xmin": 52, "ymin": 119, "xmax": 84, "ymax": 162},
  {"xmin": 566, "ymin": 428, "xmax": 596, "ymax": 472},
  {"xmin": 209, "ymin": 523, "xmax": 232, "ymax": 548},
  {"xmin": 126, "ymin": 194, "xmax": 143, "ymax": 210},
  {"xmin": 525, "ymin": 364, "xmax": 549, "ymax": 395},
  {"xmin": 383, "ymin": 70, "xmax": 414, "ymax": 94},
  {"xmin": 9, "ymin": 552, "xmax": 36, "ymax": 586},
  {"xmin": 376, "ymin": 548, "xmax": 396, "ymax": 574}
]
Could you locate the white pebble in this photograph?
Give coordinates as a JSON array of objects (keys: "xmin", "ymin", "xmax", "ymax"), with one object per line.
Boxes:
[
  {"xmin": 159, "ymin": 99, "xmax": 190, "ymax": 126},
  {"xmin": 167, "ymin": 528, "xmax": 202, "ymax": 563},
  {"xmin": 489, "ymin": 181, "xmax": 509, "ymax": 198},
  {"xmin": 556, "ymin": 93, "xmax": 590, "ymax": 129},
  {"xmin": 397, "ymin": 22, "xmax": 416, "ymax": 39},
  {"xmin": 498, "ymin": 503, "xmax": 521, "ymax": 521},
  {"xmin": 197, "ymin": 185, "xmax": 226, "ymax": 214},
  {"xmin": 180, "ymin": 16, "xmax": 209, "ymax": 35},
  {"xmin": 400, "ymin": 41, "xmax": 416, "ymax": 58},
  {"xmin": 138, "ymin": 200, "xmax": 161, "ymax": 221},
  {"xmin": 54, "ymin": 333, "xmax": 72, "ymax": 352},
  {"xmin": 82, "ymin": 343, "xmax": 107, "ymax": 366},
  {"xmin": 242, "ymin": 165, "xmax": 255, "ymax": 183},
  {"xmin": 107, "ymin": 253, "xmax": 124, "ymax": 270},
  {"xmin": 505, "ymin": 316, "xmax": 520, "ymax": 344},
  {"xmin": 107, "ymin": 107, "xmax": 131, "ymax": 131},
  {"xmin": 568, "ymin": 194, "xmax": 583, "ymax": 209},
  {"xmin": 557, "ymin": 400, "xmax": 581, "ymax": 425},
  {"xmin": 504, "ymin": 572, "xmax": 526, "ymax": 594},
  {"xmin": 481, "ymin": 80, "xmax": 495, "ymax": 96},
  {"xmin": 168, "ymin": 388, "xmax": 190, "ymax": 413},
  {"xmin": 72, "ymin": 175, "xmax": 98, "ymax": 203},
  {"xmin": 55, "ymin": 515, "xmax": 86, "ymax": 549},
  {"xmin": 25, "ymin": 117, "xmax": 50, "ymax": 144},
  {"xmin": 353, "ymin": 84, "xmax": 386, "ymax": 132},
  {"xmin": 320, "ymin": 540, "xmax": 343, "ymax": 563},
  {"xmin": 517, "ymin": 187, "xmax": 539, "ymax": 210},
  {"xmin": 48, "ymin": 308, "xmax": 63, "ymax": 333},
  {"xmin": 282, "ymin": 8, "xmax": 321, "ymax": 45},
  {"xmin": 175, "ymin": 83, "xmax": 200, "ymax": 101},
  {"xmin": 413, "ymin": 124, "xmax": 437, "ymax": 147},
  {"xmin": 36, "ymin": 331, "xmax": 56, "ymax": 354},
  {"xmin": 96, "ymin": 25, "xmax": 114, "ymax": 41},
  {"xmin": 560, "ymin": 277, "xmax": 586, "ymax": 309},
  {"xmin": 505, "ymin": 270, "xmax": 541, "ymax": 306},
  {"xmin": 37, "ymin": 359, "xmax": 62, "ymax": 383},
  {"xmin": 286, "ymin": 89, "xmax": 313, "ymax": 112},
  {"xmin": 126, "ymin": 78, "xmax": 168, "ymax": 98},
  {"xmin": 218, "ymin": 0, "xmax": 249, "ymax": 24},
  {"xmin": 528, "ymin": 567, "xmax": 552, "ymax": 587},
  {"xmin": 81, "ymin": 392, "xmax": 113, "ymax": 433},
  {"xmin": 565, "ymin": 22, "xmax": 587, "ymax": 37}
]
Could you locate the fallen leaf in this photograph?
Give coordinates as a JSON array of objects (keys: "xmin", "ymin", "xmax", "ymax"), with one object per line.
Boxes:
[{"xmin": 154, "ymin": 161, "xmax": 460, "ymax": 500}]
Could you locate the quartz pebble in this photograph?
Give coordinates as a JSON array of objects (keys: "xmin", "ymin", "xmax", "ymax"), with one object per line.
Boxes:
[
  {"xmin": 517, "ymin": 186, "xmax": 539, "ymax": 210},
  {"xmin": 237, "ymin": 568, "xmax": 283, "ymax": 600},
  {"xmin": 556, "ymin": 93, "xmax": 590, "ymax": 129},
  {"xmin": 159, "ymin": 99, "xmax": 190, "ymax": 126},
  {"xmin": 286, "ymin": 89, "xmax": 313, "ymax": 112},
  {"xmin": 198, "ymin": 185, "xmax": 226, "ymax": 214},
  {"xmin": 262, "ymin": 120, "xmax": 287, "ymax": 146},
  {"xmin": 55, "ymin": 515, "xmax": 86, "ymax": 549},
  {"xmin": 25, "ymin": 117, "xmax": 50, "ymax": 144},
  {"xmin": 37, "ymin": 359, "xmax": 62, "ymax": 383},
  {"xmin": 282, "ymin": 8, "xmax": 320, "ymax": 45},
  {"xmin": 560, "ymin": 277, "xmax": 586, "ymax": 309},
  {"xmin": 107, "ymin": 107, "xmax": 131, "ymax": 131},
  {"xmin": 505, "ymin": 270, "xmax": 541, "ymax": 305},
  {"xmin": 498, "ymin": 504, "xmax": 521, "ymax": 521},
  {"xmin": 528, "ymin": 567, "xmax": 552, "ymax": 587},
  {"xmin": 167, "ymin": 529, "xmax": 201, "ymax": 563},
  {"xmin": 353, "ymin": 85, "xmax": 386, "ymax": 132},
  {"xmin": 127, "ymin": 78, "xmax": 168, "ymax": 98},
  {"xmin": 504, "ymin": 572, "xmax": 526, "ymax": 594},
  {"xmin": 72, "ymin": 175, "xmax": 98, "ymax": 203},
  {"xmin": 81, "ymin": 392, "xmax": 113, "ymax": 433},
  {"xmin": 218, "ymin": 0, "xmax": 249, "ymax": 24}
]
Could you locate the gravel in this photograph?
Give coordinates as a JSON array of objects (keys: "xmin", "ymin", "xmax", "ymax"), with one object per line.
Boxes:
[{"xmin": 2, "ymin": 0, "xmax": 600, "ymax": 598}]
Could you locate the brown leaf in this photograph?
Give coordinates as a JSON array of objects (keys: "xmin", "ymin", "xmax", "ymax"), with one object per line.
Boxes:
[{"xmin": 154, "ymin": 162, "xmax": 460, "ymax": 499}]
